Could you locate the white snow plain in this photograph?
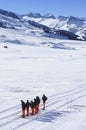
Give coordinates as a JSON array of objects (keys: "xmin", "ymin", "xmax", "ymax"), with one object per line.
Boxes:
[{"xmin": 0, "ymin": 39, "xmax": 86, "ymax": 130}]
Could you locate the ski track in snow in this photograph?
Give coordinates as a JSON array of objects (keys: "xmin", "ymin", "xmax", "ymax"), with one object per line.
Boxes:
[{"xmin": 0, "ymin": 84, "xmax": 86, "ymax": 130}]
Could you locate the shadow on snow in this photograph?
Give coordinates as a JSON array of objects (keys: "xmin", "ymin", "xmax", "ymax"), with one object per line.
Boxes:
[{"xmin": 33, "ymin": 111, "xmax": 63, "ymax": 122}]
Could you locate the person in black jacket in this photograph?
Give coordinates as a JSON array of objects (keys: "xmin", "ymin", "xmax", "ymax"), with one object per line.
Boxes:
[
  {"xmin": 36, "ymin": 96, "xmax": 40, "ymax": 112},
  {"xmin": 21, "ymin": 100, "xmax": 26, "ymax": 118},
  {"xmin": 26, "ymin": 100, "xmax": 30, "ymax": 116},
  {"xmin": 42, "ymin": 94, "xmax": 47, "ymax": 110},
  {"xmin": 33, "ymin": 98, "xmax": 37, "ymax": 114},
  {"xmin": 30, "ymin": 100, "xmax": 35, "ymax": 115}
]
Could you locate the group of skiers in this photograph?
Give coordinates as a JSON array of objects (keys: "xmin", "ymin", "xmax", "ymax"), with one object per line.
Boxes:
[{"xmin": 21, "ymin": 94, "xmax": 47, "ymax": 118}]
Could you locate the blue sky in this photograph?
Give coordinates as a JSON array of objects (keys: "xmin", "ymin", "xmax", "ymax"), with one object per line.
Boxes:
[{"xmin": 0, "ymin": 0, "xmax": 85, "ymax": 17}]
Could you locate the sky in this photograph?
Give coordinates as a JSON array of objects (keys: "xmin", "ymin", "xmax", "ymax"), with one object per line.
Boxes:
[{"xmin": 0, "ymin": 0, "xmax": 85, "ymax": 17}]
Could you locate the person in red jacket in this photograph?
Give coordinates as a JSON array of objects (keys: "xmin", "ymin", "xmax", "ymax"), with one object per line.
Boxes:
[
  {"xmin": 21, "ymin": 100, "xmax": 26, "ymax": 118},
  {"xmin": 42, "ymin": 94, "xmax": 47, "ymax": 110}
]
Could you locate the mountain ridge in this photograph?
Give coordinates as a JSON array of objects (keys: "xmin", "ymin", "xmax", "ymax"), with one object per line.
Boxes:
[{"xmin": 0, "ymin": 8, "xmax": 86, "ymax": 41}]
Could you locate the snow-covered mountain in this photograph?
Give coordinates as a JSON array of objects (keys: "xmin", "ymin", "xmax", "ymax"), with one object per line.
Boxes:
[
  {"xmin": 23, "ymin": 12, "xmax": 86, "ymax": 40},
  {"xmin": 39, "ymin": 15, "xmax": 86, "ymax": 40},
  {"xmin": 22, "ymin": 13, "xmax": 86, "ymax": 40},
  {"xmin": 24, "ymin": 14, "xmax": 86, "ymax": 40},
  {"xmin": 0, "ymin": 8, "xmax": 86, "ymax": 45}
]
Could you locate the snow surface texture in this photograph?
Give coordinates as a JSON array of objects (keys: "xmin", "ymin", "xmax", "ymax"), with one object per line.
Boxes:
[{"xmin": 0, "ymin": 39, "xmax": 86, "ymax": 130}]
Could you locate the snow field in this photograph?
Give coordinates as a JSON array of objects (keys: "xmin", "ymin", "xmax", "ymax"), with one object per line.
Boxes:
[{"xmin": 0, "ymin": 40, "xmax": 86, "ymax": 130}]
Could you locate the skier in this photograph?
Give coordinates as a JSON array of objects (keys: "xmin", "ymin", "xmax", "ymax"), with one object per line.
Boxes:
[
  {"xmin": 21, "ymin": 100, "xmax": 26, "ymax": 118},
  {"xmin": 42, "ymin": 94, "xmax": 47, "ymax": 110},
  {"xmin": 34, "ymin": 98, "xmax": 37, "ymax": 114},
  {"xmin": 26, "ymin": 100, "xmax": 30, "ymax": 116},
  {"xmin": 30, "ymin": 100, "xmax": 35, "ymax": 115},
  {"xmin": 36, "ymin": 96, "xmax": 40, "ymax": 112}
]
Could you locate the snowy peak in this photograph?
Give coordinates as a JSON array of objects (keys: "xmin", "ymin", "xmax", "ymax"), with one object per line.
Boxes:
[
  {"xmin": 67, "ymin": 16, "xmax": 84, "ymax": 22},
  {"xmin": 0, "ymin": 9, "xmax": 19, "ymax": 19},
  {"xmin": 65, "ymin": 16, "xmax": 84, "ymax": 26},
  {"xmin": 58, "ymin": 16, "xmax": 67, "ymax": 21},
  {"xmin": 23, "ymin": 12, "xmax": 56, "ymax": 19},
  {"xmin": 24, "ymin": 12, "xmax": 42, "ymax": 18},
  {"xmin": 43, "ymin": 14, "xmax": 56, "ymax": 19}
]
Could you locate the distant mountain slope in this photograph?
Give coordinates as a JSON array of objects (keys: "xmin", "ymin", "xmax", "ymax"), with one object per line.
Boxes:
[
  {"xmin": 0, "ymin": 8, "xmax": 86, "ymax": 42},
  {"xmin": 37, "ymin": 15, "xmax": 86, "ymax": 40}
]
